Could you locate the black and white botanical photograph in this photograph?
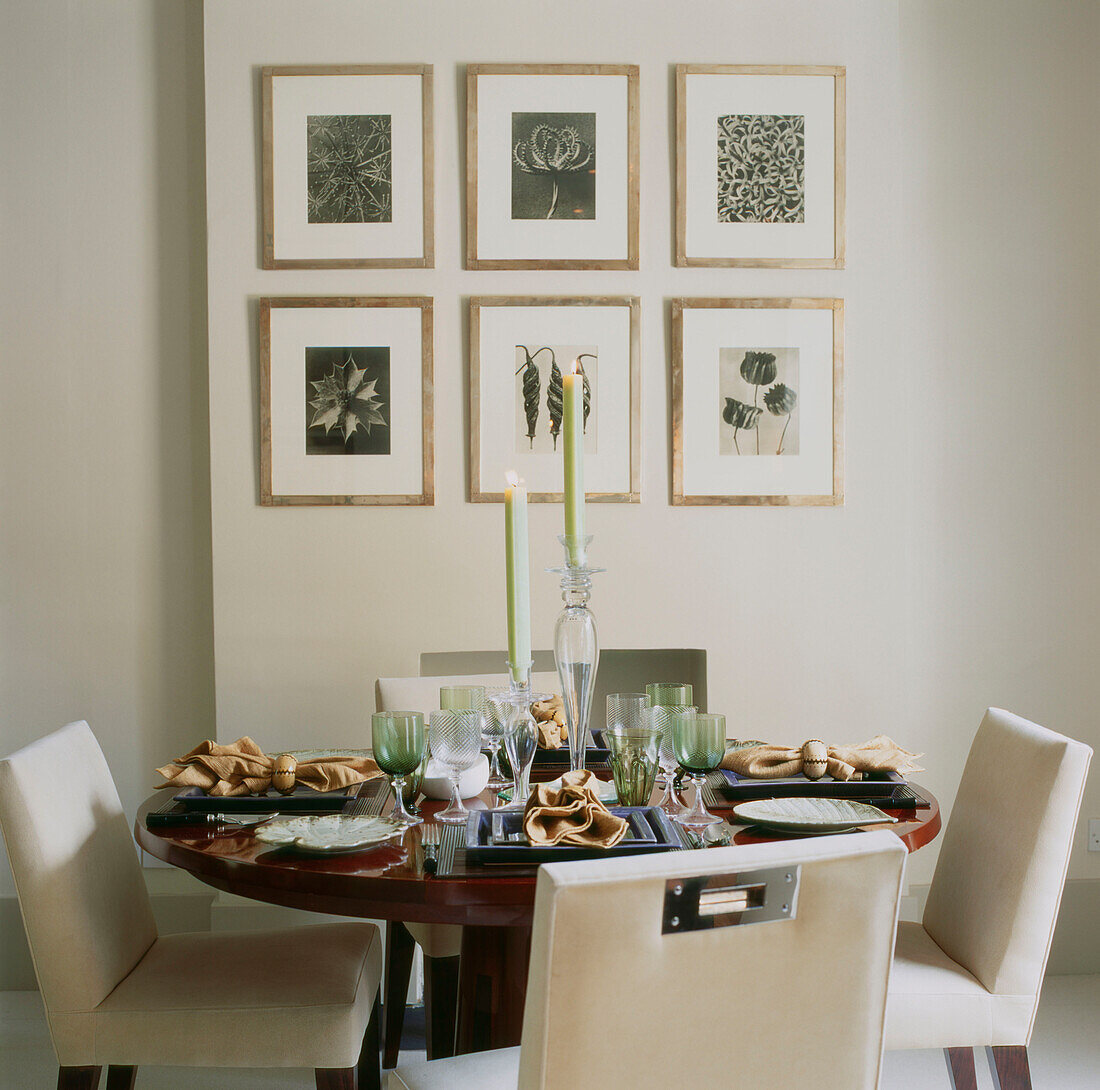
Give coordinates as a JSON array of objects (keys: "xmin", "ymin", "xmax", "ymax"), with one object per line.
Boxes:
[
  {"xmin": 511, "ymin": 112, "xmax": 596, "ymax": 220},
  {"xmin": 304, "ymin": 346, "xmax": 391, "ymax": 456},
  {"xmin": 718, "ymin": 347, "xmax": 799, "ymax": 456},
  {"xmin": 676, "ymin": 65, "xmax": 844, "ymax": 268},
  {"xmin": 467, "ymin": 65, "xmax": 638, "ymax": 269},
  {"xmin": 262, "ymin": 65, "xmax": 432, "ymax": 269},
  {"xmin": 306, "ymin": 114, "xmax": 392, "ymax": 223},
  {"xmin": 716, "ymin": 114, "xmax": 805, "ymax": 223},
  {"xmin": 513, "ymin": 345, "xmax": 598, "ymax": 454}
]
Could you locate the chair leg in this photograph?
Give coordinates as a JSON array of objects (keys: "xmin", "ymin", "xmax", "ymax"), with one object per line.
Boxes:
[
  {"xmin": 315, "ymin": 1070, "xmax": 356, "ymax": 1090},
  {"xmin": 382, "ymin": 920, "xmax": 415, "ymax": 1068},
  {"xmin": 104, "ymin": 1069, "xmax": 137, "ymax": 1090},
  {"xmin": 57, "ymin": 1069, "xmax": 101, "ymax": 1090},
  {"xmin": 357, "ymin": 994, "xmax": 381, "ymax": 1090},
  {"xmin": 424, "ymin": 953, "xmax": 460, "ymax": 1060},
  {"xmin": 987, "ymin": 1046, "xmax": 1033, "ymax": 1090},
  {"xmin": 944, "ymin": 1048, "xmax": 977, "ymax": 1090}
]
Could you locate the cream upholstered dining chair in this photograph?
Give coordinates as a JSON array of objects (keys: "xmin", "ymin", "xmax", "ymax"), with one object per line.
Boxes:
[
  {"xmin": 884, "ymin": 707, "xmax": 1092, "ymax": 1090},
  {"xmin": 0, "ymin": 722, "xmax": 384, "ymax": 1090},
  {"xmin": 391, "ymin": 830, "xmax": 907, "ymax": 1089},
  {"xmin": 374, "ymin": 671, "xmax": 557, "ymax": 1066}
]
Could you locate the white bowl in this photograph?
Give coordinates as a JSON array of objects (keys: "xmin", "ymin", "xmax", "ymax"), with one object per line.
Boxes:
[{"xmin": 421, "ymin": 753, "xmax": 490, "ymax": 800}]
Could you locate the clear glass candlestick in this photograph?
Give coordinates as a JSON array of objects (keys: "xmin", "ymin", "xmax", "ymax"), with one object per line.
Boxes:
[{"xmin": 549, "ymin": 535, "xmax": 603, "ymax": 773}]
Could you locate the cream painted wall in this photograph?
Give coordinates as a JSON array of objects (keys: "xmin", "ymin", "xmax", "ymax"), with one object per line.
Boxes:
[
  {"xmin": 204, "ymin": 0, "xmax": 1100, "ymax": 896},
  {"xmin": 0, "ymin": 0, "xmax": 214, "ymax": 901},
  {"xmin": 1, "ymin": 0, "xmax": 1096, "ymax": 925}
]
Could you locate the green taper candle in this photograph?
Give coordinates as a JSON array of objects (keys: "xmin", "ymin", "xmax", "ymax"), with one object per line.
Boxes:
[{"xmin": 562, "ymin": 361, "xmax": 586, "ymax": 565}]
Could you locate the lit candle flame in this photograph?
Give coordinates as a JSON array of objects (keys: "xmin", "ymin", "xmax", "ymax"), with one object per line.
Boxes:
[
  {"xmin": 505, "ymin": 470, "xmax": 520, "ymax": 487},
  {"xmin": 571, "ymin": 358, "xmax": 580, "ymax": 375}
]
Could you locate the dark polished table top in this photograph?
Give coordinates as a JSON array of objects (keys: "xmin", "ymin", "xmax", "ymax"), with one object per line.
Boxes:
[{"xmin": 135, "ymin": 779, "xmax": 940, "ymax": 929}]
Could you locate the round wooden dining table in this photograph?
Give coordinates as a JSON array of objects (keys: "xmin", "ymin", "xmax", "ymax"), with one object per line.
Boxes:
[{"xmin": 136, "ymin": 782, "xmax": 940, "ymax": 1054}]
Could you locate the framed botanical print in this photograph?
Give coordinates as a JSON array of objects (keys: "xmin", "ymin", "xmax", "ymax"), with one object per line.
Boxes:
[
  {"xmin": 260, "ymin": 297, "xmax": 433, "ymax": 505},
  {"xmin": 466, "ymin": 65, "xmax": 639, "ymax": 270},
  {"xmin": 262, "ymin": 65, "xmax": 433, "ymax": 268},
  {"xmin": 469, "ymin": 297, "xmax": 640, "ymax": 502},
  {"xmin": 672, "ymin": 298, "xmax": 843, "ymax": 505},
  {"xmin": 676, "ymin": 65, "xmax": 845, "ymax": 268}
]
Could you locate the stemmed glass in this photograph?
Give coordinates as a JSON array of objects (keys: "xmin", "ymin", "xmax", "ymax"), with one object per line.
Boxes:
[
  {"xmin": 371, "ymin": 711, "xmax": 427, "ymax": 825},
  {"xmin": 645, "ymin": 682, "xmax": 694, "ymax": 816},
  {"xmin": 490, "ymin": 690, "xmax": 541, "ymax": 810},
  {"xmin": 428, "ymin": 709, "xmax": 483, "ymax": 824},
  {"xmin": 482, "ymin": 687, "xmax": 510, "ymax": 791},
  {"xmin": 671, "ymin": 710, "xmax": 725, "ymax": 830}
]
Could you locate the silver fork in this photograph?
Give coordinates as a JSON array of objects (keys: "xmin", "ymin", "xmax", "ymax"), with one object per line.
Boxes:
[{"xmin": 421, "ymin": 824, "xmax": 442, "ymax": 873}]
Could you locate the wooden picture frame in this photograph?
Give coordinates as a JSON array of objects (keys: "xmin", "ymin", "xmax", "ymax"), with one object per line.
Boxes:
[
  {"xmin": 262, "ymin": 65, "xmax": 433, "ymax": 269},
  {"xmin": 465, "ymin": 64, "xmax": 639, "ymax": 270},
  {"xmin": 671, "ymin": 298, "xmax": 843, "ymax": 505},
  {"xmin": 469, "ymin": 296, "xmax": 641, "ymax": 502},
  {"xmin": 675, "ymin": 65, "xmax": 845, "ymax": 268},
  {"xmin": 260, "ymin": 296, "xmax": 433, "ymax": 506}
]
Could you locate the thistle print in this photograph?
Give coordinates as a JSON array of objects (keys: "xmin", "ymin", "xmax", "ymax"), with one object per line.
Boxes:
[
  {"xmin": 547, "ymin": 356, "xmax": 564, "ymax": 450},
  {"xmin": 511, "ymin": 112, "xmax": 596, "ymax": 220}
]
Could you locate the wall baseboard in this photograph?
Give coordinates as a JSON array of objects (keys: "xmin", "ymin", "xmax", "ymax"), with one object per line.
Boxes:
[{"xmin": 3, "ymin": 872, "xmax": 1098, "ymax": 990}]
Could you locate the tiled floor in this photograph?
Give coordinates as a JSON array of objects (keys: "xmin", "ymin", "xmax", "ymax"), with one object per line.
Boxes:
[{"xmin": 2, "ymin": 976, "xmax": 1098, "ymax": 1088}]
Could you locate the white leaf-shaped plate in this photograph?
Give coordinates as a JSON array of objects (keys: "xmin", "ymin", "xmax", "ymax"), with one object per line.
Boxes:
[
  {"xmin": 254, "ymin": 815, "xmax": 406, "ymax": 854},
  {"xmin": 731, "ymin": 798, "xmax": 898, "ymax": 833}
]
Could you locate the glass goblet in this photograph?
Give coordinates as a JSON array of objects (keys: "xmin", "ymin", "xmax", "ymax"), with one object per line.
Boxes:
[
  {"xmin": 428, "ymin": 709, "xmax": 482, "ymax": 824},
  {"xmin": 671, "ymin": 710, "xmax": 726, "ymax": 830},
  {"xmin": 606, "ymin": 693, "xmax": 648, "ymax": 732},
  {"xmin": 645, "ymin": 683, "xmax": 695, "ymax": 815},
  {"xmin": 491, "ymin": 691, "xmax": 539, "ymax": 810},
  {"xmin": 482, "ymin": 687, "xmax": 510, "ymax": 791},
  {"xmin": 371, "ymin": 711, "xmax": 427, "ymax": 825}
]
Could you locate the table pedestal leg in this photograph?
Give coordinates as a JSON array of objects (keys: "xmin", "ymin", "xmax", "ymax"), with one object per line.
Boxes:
[{"xmin": 454, "ymin": 924, "xmax": 532, "ymax": 1054}]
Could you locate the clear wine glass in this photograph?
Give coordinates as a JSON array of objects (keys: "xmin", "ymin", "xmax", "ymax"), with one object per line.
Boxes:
[
  {"xmin": 371, "ymin": 711, "xmax": 427, "ymax": 825},
  {"xmin": 491, "ymin": 692, "xmax": 539, "ymax": 810},
  {"xmin": 482, "ymin": 687, "xmax": 510, "ymax": 791},
  {"xmin": 428, "ymin": 709, "xmax": 482, "ymax": 824},
  {"xmin": 671, "ymin": 710, "xmax": 725, "ymax": 830},
  {"xmin": 645, "ymin": 683, "xmax": 695, "ymax": 817}
]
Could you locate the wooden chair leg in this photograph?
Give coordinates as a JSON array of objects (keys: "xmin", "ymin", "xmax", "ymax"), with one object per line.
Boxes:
[
  {"xmin": 315, "ymin": 1069, "xmax": 356, "ymax": 1090},
  {"xmin": 987, "ymin": 1045, "xmax": 1033, "ymax": 1090},
  {"xmin": 57, "ymin": 1069, "xmax": 102, "ymax": 1090},
  {"xmin": 357, "ymin": 994, "xmax": 381, "ymax": 1090},
  {"xmin": 944, "ymin": 1048, "xmax": 977, "ymax": 1090},
  {"xmin": 382, "ymin": 920, "xmax": 415, "ymax": 1068},
  {"xmin": 424, "ymin": 953, "xmax": 460, "ymax": 1060},
  {"xmin": 104, "ymin": 1069, "xmax": 137, "ymax": 1090}
]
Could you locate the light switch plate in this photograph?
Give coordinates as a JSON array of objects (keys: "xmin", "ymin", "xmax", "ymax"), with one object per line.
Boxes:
[{"xmin": 1089, "ymin": 819, "xmax": 1100, "ymax": 852}]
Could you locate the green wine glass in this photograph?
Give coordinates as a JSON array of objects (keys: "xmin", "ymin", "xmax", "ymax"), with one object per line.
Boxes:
[
  {"xmin": 372, "ymin": 711, "xmax": 427, "ymax": 825},
  {"xmin": 671, "ymin": 710, "xmax": 725, "ymax": 830}
]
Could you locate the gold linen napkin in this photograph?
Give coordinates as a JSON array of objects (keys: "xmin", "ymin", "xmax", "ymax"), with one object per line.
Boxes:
[
  {"xmin": 523, "ymin": 769, "xmax": 628, "ymax": 847},
  {"xmin": 532, "ymin": 695, "xmax": 567, "ymax": 749},
  {"xmin": 155, "ymin": 737, "xmax": 383, "ymax": 797},
  {"xmin": 721, "ymin": 735, "xmax": 924, "ymax": 782}
]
